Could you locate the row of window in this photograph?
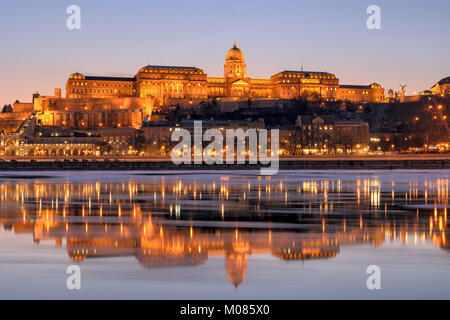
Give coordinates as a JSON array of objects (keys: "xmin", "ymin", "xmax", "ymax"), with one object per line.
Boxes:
[
  {"xmin": 72, "ymin": 88, "xmax": 134, "ymax": 94},
  {"xmin": 71, "ymin": 82, "xmax": 134, "ymax": 88},
  {"xmin": 275, "ymin": 73, "xmax": 336, "ymax": 80},
  {"xmin": 142, "ymin": 87, "xmax": 207, "ymax": 94},
  {"xmin": 341, "ymin": 90, "xmax": 370, "ymax": 94},
  {"xmin": 103, "ymin": 136, "xmax": 128, "ymax": 142},
  {"xmin": 341, "ymin": 96, "xmax": 368, "ymax": 101},
  {"xmin": 140, "ymin": 76, "xmax": 205, "ymax": 81},
  {"xmin": 140, "ymin": 82, "xmax": 206, "ymax": 87},
  {"xmin": 302, "ymin": 125, "xmax": 334, "ymax": 130},
  {"xmin": 140, "ymin": 68, "xmax": 203, "ymax": 75}
]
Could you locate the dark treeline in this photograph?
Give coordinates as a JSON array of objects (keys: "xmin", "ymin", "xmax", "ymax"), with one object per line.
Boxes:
[{"xmin": 167, "ymin": 95, "xmax": 450, "ymax": 138}]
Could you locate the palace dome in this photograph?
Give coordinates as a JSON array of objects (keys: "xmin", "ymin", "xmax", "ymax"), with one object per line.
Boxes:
[
  {"xmin": 226, "ymin": 44, "xmax": 245, "ymax": 61},
  {"xmin": 69, "ymin": 72, "xmax": 85, "ymax": 80}
]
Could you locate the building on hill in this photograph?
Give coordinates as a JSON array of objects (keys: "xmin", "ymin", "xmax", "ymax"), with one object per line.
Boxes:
[
  {"xmin": 63, "ymin": 43, "xmax": 385, "ymax": 106},
  {"xmin": 1, "ymin": 43, "xmax": 385, "ymax": 135},
  {"xmin": 431, "ymin": 77, "xmax": 450, "ymax": 96},
  {"xmin": 33, "ymin": 95, "xmax": 150, "ymax": 130},
  {"xmin": 296, "ymin": 115, "xmax": 369, "ymax": 154},
  {"xmin": 271, "ymin": 70, "xmax": 339, "ymax": 100},
  {"xmin": 338, "ymin": 83, "xmax": 384, "ymax": 103}
]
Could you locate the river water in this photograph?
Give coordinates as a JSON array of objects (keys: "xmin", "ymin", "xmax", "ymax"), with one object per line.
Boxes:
[{"xmin": 0, "ymin": 170, "xmax": 449, "ymax": 299}]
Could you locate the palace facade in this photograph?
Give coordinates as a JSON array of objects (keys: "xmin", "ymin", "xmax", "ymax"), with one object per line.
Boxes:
[
  {"xmin": 0, "ymin": 43, "xmax": 385, "ymax": 136},
  {"xmin": 65, "ymin": 43, "xmax": 385, "ymax": 105}
]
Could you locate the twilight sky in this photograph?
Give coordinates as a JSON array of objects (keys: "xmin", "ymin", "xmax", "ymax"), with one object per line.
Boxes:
[{"xmin": 0, "ymin": 0, "xmax": 449, "ymax": 105}]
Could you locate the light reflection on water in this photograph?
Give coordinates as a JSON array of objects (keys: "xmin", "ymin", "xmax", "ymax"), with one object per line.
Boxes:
[{"xmin": 0, "ymin": 170, "xmax": 449, "ymax": 299}]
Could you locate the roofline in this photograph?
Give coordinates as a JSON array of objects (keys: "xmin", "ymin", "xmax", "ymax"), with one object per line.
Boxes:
[
  {"xmin": 140, "ymin": 65, "xmax": 202, "ymax": 70},
  {"xmin": 340, "ymin": 84, "xmax": 371, "ymax": 89},
  {"xmin": 279, "ymin": 70, "xmax": 333, "ymax": 75},
  {"xmin": 84, "ymin": 76, "xmax": 136, "ymax": 82}
]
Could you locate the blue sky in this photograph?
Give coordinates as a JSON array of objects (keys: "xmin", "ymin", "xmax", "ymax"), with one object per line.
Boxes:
[{"xmin": 0, "ymin": 0, "xmax": 449, "ymax": 104}]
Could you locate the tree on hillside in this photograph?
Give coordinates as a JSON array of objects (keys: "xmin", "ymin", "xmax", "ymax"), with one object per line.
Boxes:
[
  {"xmin": 200, "ymin": 99, "xmax": 219, "ymax": 119},
  {"xmin": 166, "ymin": 105, "xmax": 184, "ymax": 122}
]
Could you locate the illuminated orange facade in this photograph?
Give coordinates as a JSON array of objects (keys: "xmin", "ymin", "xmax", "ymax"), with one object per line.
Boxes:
[
  {"xmin": 0, "ymin": 44, "xmax": 388, "ymax": 135},
  {"xmin": 33, "ymin": 95, "xmax": 150, "ymax": 129},
  {"xmin": 66, "ymin": 66, "xmax": 208, "ymax": 106},
  {"xmin": 338, "ymin": 83, "xmax": 385, "ymax": 103},
  {"xmin": 64, "ymin": 44, "xmax": 385, "ymax": 104}
]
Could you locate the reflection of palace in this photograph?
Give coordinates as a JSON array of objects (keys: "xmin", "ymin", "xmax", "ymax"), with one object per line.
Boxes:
[
  {"xmin": 3, "ymin": 214, "xmax": 448, "ymax": 288},
  {"xmin": 0, "ymin": 176, "xmax": 448, "ymax": 288},
  {"xmin": 2, "ymin": 216, "xmax": 381, "ymax": 288}
]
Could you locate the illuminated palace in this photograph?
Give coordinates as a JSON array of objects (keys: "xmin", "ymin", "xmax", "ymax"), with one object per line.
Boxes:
[
  {"xmin": 0, "ymin": 43, "xmax": 385, "ymax": 146},
  {"xmin": 66, "ymin": 43, "xmax": 385, "ymax": 105}
]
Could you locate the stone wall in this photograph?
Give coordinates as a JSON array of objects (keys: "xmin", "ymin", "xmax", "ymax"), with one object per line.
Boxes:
[
  {"xmin": 33, "ymin": 96, "xmax": 154, "ymax": 129},
  {"xmin": 0, "ymin": 112, "xmax": 33, "ymax": 133}
]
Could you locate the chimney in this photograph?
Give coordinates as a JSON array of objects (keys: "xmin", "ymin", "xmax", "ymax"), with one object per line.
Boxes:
[{"xmin": 54, "ymin": 88, "xmax": 62, "ymax": 98}]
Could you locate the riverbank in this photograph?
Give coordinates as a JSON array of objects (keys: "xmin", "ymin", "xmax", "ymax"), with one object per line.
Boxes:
[{"xmin": 0, "ymin": 155, "xmax": 449, "ymax": 171}]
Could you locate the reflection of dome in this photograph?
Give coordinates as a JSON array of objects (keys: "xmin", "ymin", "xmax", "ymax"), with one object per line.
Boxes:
[
  {"xmin": 226, "ymin": 44, "xmax": 245, "ymax": 61},
  {"xmin": 69, "ymin": 72, "xmax": 85, "ymax": 80},
  {"xmin": 225, "ymin": 252, "xmax": 248, "ymax": 289},
  {"xmin": 232, "ymin": 240, "xmax": 250, "ymax": 253}
]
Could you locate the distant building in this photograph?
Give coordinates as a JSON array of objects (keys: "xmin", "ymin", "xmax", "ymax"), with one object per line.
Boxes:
[
  {"xmin": 333, "ymin": 120, "xmax": 370, "ymax": 153},
  {"xmin": 0, "ymin": 126, "xmax": 141, "ymax": 157},
  {"xmin": 431, "ymin": 76, "xmax": 450, "ymax": 96},
  {"xmin": 1, "ymin": 43, "xmax": 385, "ymax": 137},
  {"xmin": 33, "ymin": 94, "xmax": 150, "ymax": 130},
  {"xmin": 64, "ymin": 43, "xmax": 384, "ymax": 105},
  {"xmin": 0, "ymin": 101, "xmax": 34, "ymax": 133},
  {"xmin": 140, "ymin": 119, "xmax": 266, "ymax": 156},
  {"xmin": 296, "ymin": 116, "xmax": 369, "ymax": 154},
  {"xmin": 0, "ymin": 133, "xmax": 101, "ymax": 157},
  {"xmin": 338, "ymin": 83, "xmax": 384, "ymax": 103},
  {"xmin": 99, "ymin": 128, "xmax": 137, "ymax": 156}
]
